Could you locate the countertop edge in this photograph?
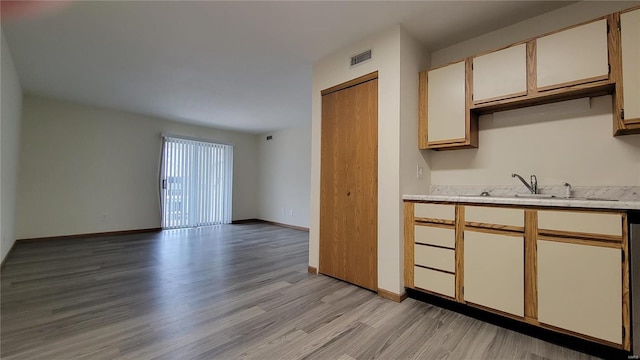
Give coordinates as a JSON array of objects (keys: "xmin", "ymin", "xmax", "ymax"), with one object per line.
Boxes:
[{"xmin": 402, "ymin": 195, "xmax": 640, "ymax": 211}]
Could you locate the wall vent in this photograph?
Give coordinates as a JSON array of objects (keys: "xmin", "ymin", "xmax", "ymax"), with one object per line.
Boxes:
[{"xmin": 351, "ymin": 49, "xmax": 372, "ymax": 67}]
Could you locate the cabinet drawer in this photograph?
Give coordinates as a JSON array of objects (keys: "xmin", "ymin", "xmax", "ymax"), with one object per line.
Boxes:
[
  {"xmin": 537, "ymin": 210, "xmax": 622, "ymax": 237},
  {"xmin": 414, "ymin": 203, "xmax": 455, "ymax": 220},
  {"xmin": 464, "ymin": 206, "xmax": 524, "ymax": 228},
  {"xmin": 414, "ymin": 244, "xmax": 455, "ymax": 272},
  {"xmin": 414, "ymin": 266, "xmax": 455, "ymax": 298},
  {"xmin": 414, "ymin": 225, "xmax": 455, "ymax": 248}
]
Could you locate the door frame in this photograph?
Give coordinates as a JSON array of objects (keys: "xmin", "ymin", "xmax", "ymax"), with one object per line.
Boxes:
[{"xmin": 320, "ymin": 71, "xmax": 379, "ymax": 96}]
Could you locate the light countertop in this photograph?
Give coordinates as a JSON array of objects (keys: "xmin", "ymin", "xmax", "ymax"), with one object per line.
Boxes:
[{"xmin": 402, "ymin": 194, "xmax": 640, "ymax": 211}]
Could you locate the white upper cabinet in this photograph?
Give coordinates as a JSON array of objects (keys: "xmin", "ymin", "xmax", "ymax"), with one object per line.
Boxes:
[
  {"xmin": 427, "ymin": 61, "xmax": 466, "ymax": 143},
  {"xmin": 473, "ymin": 44, "xmax": 527, "ymax": 103},
  {"xmin": 536, "ymin": 19, "xmax": 609, "ymax": 90},
  {"xmin": 621, "ymin": 9, "xmax": 640, "ymax": 120}
]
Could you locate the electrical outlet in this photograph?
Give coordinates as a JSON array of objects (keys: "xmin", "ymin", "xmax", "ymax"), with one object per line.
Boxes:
[
  {"xmin": 417, "ymin": 166, "xmax": 424, "ymax": 179},
  {"xmin": 281, "ymin": 208, "xmax": 285, "ymax": 215},
  {"xmin": 101, "ymin": 214, "xmax": 108, "ymax": 222},
  {"xmin": 289, "ymin": 210, "xmax": 293, "ymax": 216}
]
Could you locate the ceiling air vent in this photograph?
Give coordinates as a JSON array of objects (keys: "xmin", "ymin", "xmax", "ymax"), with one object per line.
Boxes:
[{"xmin": 351, "ymin": 49, "xmax": 372, "ymax": 67}]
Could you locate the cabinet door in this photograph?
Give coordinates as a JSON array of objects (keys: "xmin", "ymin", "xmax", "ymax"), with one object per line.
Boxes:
[
  {"xmin": 473, "ymin": 44, "xmax": 527, "ymax": 103},
  {"xmin": 536, "ymin": 19, "xmax": 609, "ymax": 90},
  {"xmin": 537, "ymin": 240, "xmax": 622, "ymax": 344},
  {"xmin": 621, "ymin": 9, "xmax": 640, "ymax": 120},
  {"xmin": 464, "ymin": 231, "xmax": 524, "ymax": 316},
  {"xmin": 427, "ymin": 61, "xmax": 466, "ymax": 143}
]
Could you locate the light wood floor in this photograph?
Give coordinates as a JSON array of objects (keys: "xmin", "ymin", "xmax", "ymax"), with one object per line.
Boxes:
[{"xmin": 1, "ymin": 223, "xmax": 599, "ymax": 359}]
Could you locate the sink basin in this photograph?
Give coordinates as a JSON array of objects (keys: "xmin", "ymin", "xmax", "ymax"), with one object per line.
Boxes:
[
  {"xmin": 457, "ymin": 193, "xmax": 555, "ymax": 198},
  {"xmin": 569, "ymin": 197, "xmax": 618, "ymax": 202},
  {"xmin": 513, "ymin": 194, "xmax": 556, "ymax": 198}
]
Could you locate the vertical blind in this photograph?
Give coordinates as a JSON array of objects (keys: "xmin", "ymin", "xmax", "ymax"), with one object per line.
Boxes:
[{"xmin": 160, "ymin": 136, "xmax": 233, "ymax": 228}]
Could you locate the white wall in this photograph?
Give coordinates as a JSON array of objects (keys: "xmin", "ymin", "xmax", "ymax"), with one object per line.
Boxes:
[
  {"xmin": 431, "ymin": 96, "xmax": 640, "ymax": 187},
  {"xmin": 399, "ymin": 28, "xmax": 431, "ymax": 286},
  {"xmin": 429, "ymin": 1, "xmax": 640, "ymax": 189},
  {"xmin": 16, "ymin": 96, "xmax": 260, "ymax": 239},
  {"xmin": 258, "ymin": 125, "xmax": 311, "ymax": 228},
  {"xmin": 1, "ymin": 30, "xmax": 24, "ymax": 263},
  {"xmin": 311, "ymin": 25, "xmax": 429, "ymax": 294}
]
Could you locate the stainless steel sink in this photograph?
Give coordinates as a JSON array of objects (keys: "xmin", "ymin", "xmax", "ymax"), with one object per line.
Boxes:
[
  {"xmin": 513, "ymin": 194, "xmax": 556, "ymax": 198},
  {"xmin": 457, "ymin": 193, "xmax": 555, "ymax": 199},
  {"xmin": 568, "ymin": 197, "xmax": 618, "ymax": 202}
]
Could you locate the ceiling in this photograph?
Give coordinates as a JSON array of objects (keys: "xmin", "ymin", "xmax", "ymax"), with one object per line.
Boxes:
[{"xmin": 1, "ymin": 1, "xmax": 575, "ymax": 133}]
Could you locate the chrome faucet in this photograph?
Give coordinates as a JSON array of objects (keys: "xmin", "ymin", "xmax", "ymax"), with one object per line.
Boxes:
[{"xmin": 512, "ymin": 173, "xmax": 538, "ymax": 194}]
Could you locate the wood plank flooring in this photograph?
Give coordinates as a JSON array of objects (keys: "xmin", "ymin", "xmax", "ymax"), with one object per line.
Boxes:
[{"xmin": 1, "ymin": 223, "xmax": 599, "ymax": 359}]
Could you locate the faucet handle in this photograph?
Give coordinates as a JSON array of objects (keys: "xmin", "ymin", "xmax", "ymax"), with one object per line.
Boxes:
[
  {"xmin": 563, "ymin": 182, "xmax": 572, "ymax": 198},
  {"xmin": 530, "ymin": 174, "xmax": 538, "ymax": 194}
]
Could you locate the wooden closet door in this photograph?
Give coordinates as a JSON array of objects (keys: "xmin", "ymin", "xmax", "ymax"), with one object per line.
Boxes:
[
  {"xmin": 319, "ymin": 89, "xmax": 350, "ymax": 282},
  {"xmin": 320, "ymin": 74, "xmax": 378, "ymax": 291}
]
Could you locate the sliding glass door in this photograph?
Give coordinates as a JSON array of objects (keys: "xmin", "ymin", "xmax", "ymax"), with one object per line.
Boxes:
[{"xmin": 160, "ymin": 136, "xmax": 233, "ymax": 228}]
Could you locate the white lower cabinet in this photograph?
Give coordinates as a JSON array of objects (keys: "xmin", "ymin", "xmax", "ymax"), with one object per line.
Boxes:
[
  {"xmin": 406, "ymin": 200, "xmax": 630, "ymax": 350},
  {"xmin": 537, "ymin": 240, "xmax": 622, "ymax": 344},
  {"xmin": 464, "ymin": 230, "xmax": 524, "ymax": 316}
]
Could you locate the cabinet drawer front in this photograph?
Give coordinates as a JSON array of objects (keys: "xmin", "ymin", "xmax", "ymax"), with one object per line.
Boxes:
[
  {"xmin": 427, "ymin": 61, "xmax": 467, "ymax": 142},
  {"xmin": 537, "ymin": 210, "xmax": 622, "ymax": 237},
  {"xmin": 464, "ymin": 206, "xmax": 524, "ymax": 228},
  {"xmin": 622, "ymin": 9, "xmax": 640, "ymax": 120},
  {"xmin": 537, "ymin": 240, "xmax": 622, "ymax": 344},
  {"xmin": 414, "ymin": 244, "xmax": 455, "ymax": 272},
  {"xmin": 414, "ymin": 203, "xmax": 455, "ymax": 220},
  {"xmin": 473, "ymin": 43, "xmax": 527, "ymax": 102},
  {"xmin": 464, "ymin": 231, "xmax": 524, "ymax": 317},
  {"xmin": 414, "ymin": 266, "xmax": 455, "ymax": 298},
  {"xmin": 414, "ymin": 225, "xmax": 455, "ymax": 248},
  {"xmin": 536, "ymin": 19, "xmax": 609, "ymax": 89}
]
